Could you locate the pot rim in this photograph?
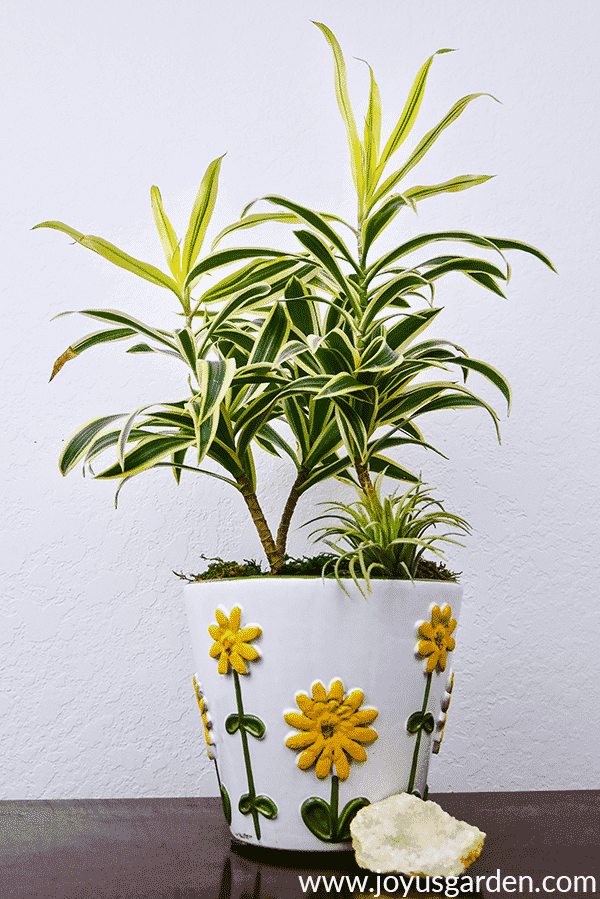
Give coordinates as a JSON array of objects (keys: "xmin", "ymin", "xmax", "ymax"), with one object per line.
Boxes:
[{"xmin": 182, "ymin": 575, "xmax": 462, "ymax": 585}]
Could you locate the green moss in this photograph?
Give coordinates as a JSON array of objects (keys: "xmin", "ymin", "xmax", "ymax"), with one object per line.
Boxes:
[
  {"xmin": 174, "ymin": 553, "xmax": 460, "ymax": 583},
  {"xmin": 174, "ymin": 556, "xmax": 263, "ymax": 582}
]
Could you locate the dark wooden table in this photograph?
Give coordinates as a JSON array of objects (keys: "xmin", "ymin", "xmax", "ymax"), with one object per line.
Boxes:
[{"xmin": 0, "ymin": 792, "xmax": 597, "ymax": 898}]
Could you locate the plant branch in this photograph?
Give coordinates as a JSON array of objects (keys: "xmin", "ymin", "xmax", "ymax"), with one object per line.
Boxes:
[
  {"xmin": 275, "ymin": 467, "xmax": 309, "ymax": 559},
  {"xmin": 236, "ymin": 473, "xmax": 284, "ymax": 573},
  {"xmin": 353, "ymin": 456, "xmax": 376, "ymax": 504}
]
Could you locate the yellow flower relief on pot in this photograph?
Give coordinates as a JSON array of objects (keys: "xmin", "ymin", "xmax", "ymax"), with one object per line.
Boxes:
[
  {"xmin": 208, "ymin": 606, "xmax": 262, "ymax": 675},
  {"xmin": 417, "ymin": 605, "xmax": 457, "ymax": 673},
  {"xmin": 193, "ymin": 675, "xmax": 216, "ymax": 759},
  {"xmin": 284, "ymin": 680, "xmax": 378, "ymax": 781}
]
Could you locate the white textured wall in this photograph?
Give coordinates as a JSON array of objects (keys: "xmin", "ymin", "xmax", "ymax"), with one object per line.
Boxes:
[{"xmin": 2, "ymin": 0, "xmax": 598, "ymax": 798}]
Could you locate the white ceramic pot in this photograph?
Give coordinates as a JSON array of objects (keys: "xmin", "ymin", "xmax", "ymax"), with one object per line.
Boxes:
[{"xmin": 185, "ymin": 577, "xmax": 462, "ymax": 851}]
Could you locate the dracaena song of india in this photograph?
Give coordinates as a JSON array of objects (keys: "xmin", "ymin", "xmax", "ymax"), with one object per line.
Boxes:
[{"xmin": 37, "ymin": 24, "xmax": 555, "ymax": 578}]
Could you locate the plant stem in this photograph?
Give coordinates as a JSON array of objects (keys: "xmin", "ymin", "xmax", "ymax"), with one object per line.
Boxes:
[
  {"xmin": 275, "ymin": 468, "xmax": 309, "ymax": 558},
  {"xmin": 236, "ymin": 474, "xmax": 284, "ymax": 573},
  {"xmin": 407, "ymin": 671, "xmax": 433, "ymax": 794},
  {"xmin": 233, "ymin": 670, "xmax": 261, "ymax": 840}
]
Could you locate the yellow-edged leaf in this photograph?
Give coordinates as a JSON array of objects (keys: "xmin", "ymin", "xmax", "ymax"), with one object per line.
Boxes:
[
  {"xmin": 313, "ymin": 22, "xmax": 363, "ymax": 201},
  {"xmin": 376, "ymin": 49, "xmax": 455, "ymax": 179},
  {"xmin": 151, "ymin": 186, "xmax": 181, "ymax": 281},
  {"xmin": 182, "ymin": 155, "xmax": 225, "ymax": 275}
]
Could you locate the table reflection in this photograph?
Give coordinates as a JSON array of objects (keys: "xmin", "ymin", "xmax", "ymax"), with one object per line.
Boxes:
[{"xmin": 211, "ymin": 847, "xmax": 484, "ymax": 899}]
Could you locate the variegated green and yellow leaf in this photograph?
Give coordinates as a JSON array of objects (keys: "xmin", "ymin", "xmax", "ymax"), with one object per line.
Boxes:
[
  {"xmin": 319, "ymin": 328, "xmax": 359, "ymax": 373},
  {"xmin": 376, "ymin": 49, "xmax": 454, "ymax": 178},
  {"xmin": 233, "ymin": 386, "xmax": 286, "ymax": 437},
  {"xmin": 334, "ymin": 398, "xmax": 368, "ymax": 458},
  {"xmin": 405, "ymin": 174, "xmax": 494, "ymax": 205},
  {"xmin": 316, "ymin": 372, "xmax": 368, "ymax": 400},
  {"xmin": 191, "ymin": 409, "xmax": 220, "ymax": 465},
  {"xmin": 275, "ymin": 339, "xmax": 311, "ymax": 366},
  {"xmin": 378, "ymin": 382, "xmax": 455, "ymax": 423},
  {"xmin": 282, "ymin": 275, "xmax": 322, "ymax": 338},
  {"xmin": 192, "ymin": 358, "xmax": 237, "ymax": 426},
  {"xmin": 361, "ymin": 194, "xmax": 417, "ymax": 262},
  {"xmin": 248, "ymin": 302, "xmax": 290, "ymax": 365},
  {"xmin": 95, "ymin": 435, "xmax": 196, "ymax": 479},
  {"xmin": 126, "ymin": 343, "xmax": 186, "ymax": 361},
  {"xmin": 313, "ymin": 21, "xmax": 363, "ymax": 201},
  {"xmin": 293, "ymin": 230, "xmax": 360, "ymax": 313},
  {"xmin": 361, "ymin": 58, "xmax": 382, "ymax": 194},
  {"xmin": 181, "ymin": 155, "xmax": 225, "ymax": 275},
  {"xmin": 308, "ymin": 395, "xmax": 335, "ymax": 439},
  {"xmin": 53, "ymin": 308, "xmax": 179, "ymax": 351},
  {"xmin": 386, "ymin": 308, "xmax": 442, "ymax": 353},
  {"xmin": 462, "ymin": 270, "xmax": 507, "ymax": 297},
  {"xmin": 84, "ymin": 427, "xmax": 156, "ymax": 467},
  {"xmin": 199, "ymin": 283, "xmax": 272, "ymax": 352},
  {"xmin": 233, "ymin": 362, "xmax": 289, "ymax": 385},
  {"xmin": 360, "ymin": 274, "xmax": 430, "ymax": 330},
  {"xmin": 79, "ymin": 237, "xmax": 180, "ymax": 295},
  {"xmin": 258, "ymin": 196, "xmax": 358, "ymax": 271},
  {"xmin": 368, "ymin": 454, "xmax": 420, "ymax": 483},
  {"xmin": 235, "ymin": 377, "xmax": 329, "ymax": 460},
  {"xmin": 303, "ymin": 418, "xmax": 344, "ymax": 470},
  {"xmin": 254, "ymin": 422, "xmax": 299, "ymax": 464},
  {"xmin": 282, "ymin": 396, "xmax": 310, "ymax": 459},
  {"xmin": 211, "ymin": 212, "xmax": 302, "ymax": 250},
  {"xmin": 173, "ymin": 327, "xmax": 199, "ymax": 378},
  {"xmin": 359, "ymin": 336, "xmax": 402, "ymax": 372},
  {"xmin": 59, "ymin": 413, "xmax": 129, "ymax": 475},
  {"xmin": 117, "ymin": 405, "xmax": 160, "ymax": 470},
  {"xmin": 298, "ymin": 454, "xmax": 352, "ymax": 493},
  {"xmin": 170, "ymin": 446, "xmax": 189, "ymax": 485},
  {"xmin": 49, "ymin": 327, "xmax": 136, "ymax": 380},
  {"xmin": 35, "ymin": 221, "xmax": 183, "ymax": 298},
  {"xmin": 241, "ymin": 197, "xmax": 358, "ymax": 232},
  {"xmin": 422, "ymin": 256, "xmax": 506, "ymax": 282},
  {"xmin": 33, "ymin": 220, "xmax": 84, "ymax": 241},
  {"xmin": 481, "ymin": 236, "xmax": 557, "ymax": 273},
  {"xmin": 185, "ymin": 246, "xmax": 295, "ymax": 290},
  {"xmin": 442, "ymin": 356, "xmax": 512, "ymax": 411},
  {"xmin": 151, "ymin": 186, "xmax": 181, "ymax": 281},
  {"xmin": 410, "ymin": 390, "xmax": 502, "ymax": 442},
  {"xmin": 196, "ymin": 258, "xmax": 300, "ymax": 305},
  {"xmin": 365, "ymin": 230, "xmax": 509, "ymax": 282},
  {"xmin": 371, "ymin": 93, "xmax": 495, "ymax": 208}
]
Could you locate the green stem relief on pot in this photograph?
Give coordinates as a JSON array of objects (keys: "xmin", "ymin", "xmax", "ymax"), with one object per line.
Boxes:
[
  {"xmin": 230, "ymin": 671, "xmax": 277, "ymax": 838},
  {"xmin": 213, "ymin": 761, "xmax": 232, "ymax": 825},
  {"xmin": 407, "ymin": 670, "xmax": 433, "ymax": 795},
  {"xmin": 233, "ymin": 670, "xmax": 261, "ymax": 839},
  {"xmin": 330, "ymin": 775, "xmax": 340, "ymax": 839}
]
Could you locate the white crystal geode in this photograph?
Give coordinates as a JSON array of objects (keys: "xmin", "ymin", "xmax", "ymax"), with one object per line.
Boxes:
[{"xmin": 350, "ymin": 793, "xmax": 485, "ymax": 877}]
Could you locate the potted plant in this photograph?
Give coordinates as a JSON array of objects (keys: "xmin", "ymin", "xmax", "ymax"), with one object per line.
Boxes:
[{"xmin": 37, "ymin": 24, "xmax": 554, "ymax": 851}]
